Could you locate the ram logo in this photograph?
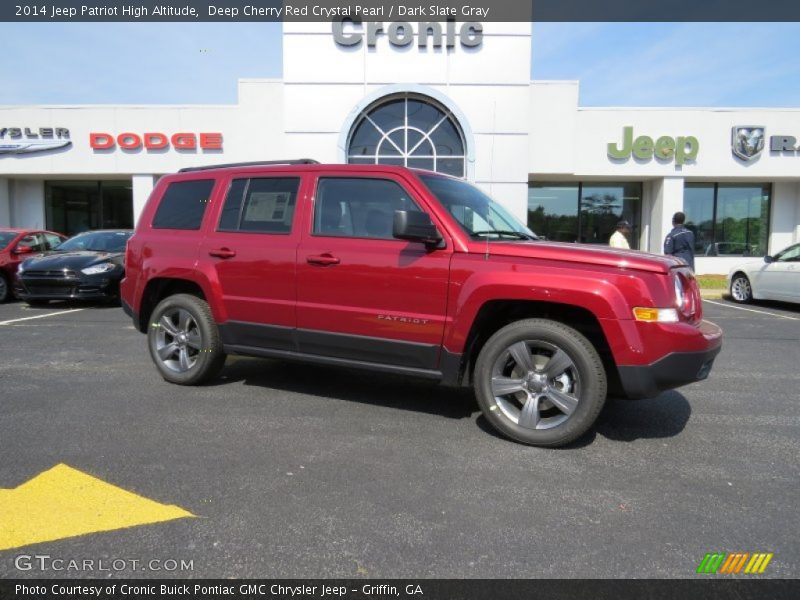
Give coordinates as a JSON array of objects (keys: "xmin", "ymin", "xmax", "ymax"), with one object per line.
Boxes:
[{"xmin": 731, "ymin": 126, "xmax": 765, "ymax": 161}]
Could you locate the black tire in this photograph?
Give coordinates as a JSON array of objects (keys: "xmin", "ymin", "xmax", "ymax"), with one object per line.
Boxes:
[
  {"xmin": 147, "ymin": 293, "xmax": 226, "ymax": 385},
  {"xmin": 474, "ymin": 319, "xmax": 607, "ymax": 447},
  {"xmin": 729, "ymin": 272, "xmax": 753, "ymax": 303},
  {"xmin": 0, "ymin": 273, "xmax": 9, "ymax": 303}
]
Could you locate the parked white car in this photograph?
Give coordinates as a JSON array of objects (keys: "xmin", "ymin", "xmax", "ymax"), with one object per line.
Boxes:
[{"xmin": 728, "ymin": 243, "xmax": 800, "ymax": 304}]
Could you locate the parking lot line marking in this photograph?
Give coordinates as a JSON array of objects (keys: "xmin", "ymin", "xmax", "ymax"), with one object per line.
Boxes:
[
  {"xmin": 0, "ymin": 463, "xmax": 194, "ymax": 551},
  {"xmin": 704, "ymin": 300, "xmax": 800, "ymax": 321},
  {"xmin": 0, "ymin": 308, "xmax": 83, "ymax": 326}
]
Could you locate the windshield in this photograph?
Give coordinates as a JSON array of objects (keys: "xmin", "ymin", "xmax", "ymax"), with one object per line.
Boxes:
[
  {"xmin": 419, "ymin": 175, "xmax": 537, "ymax": 240},
  {"xmin": 0, "ymin": 232, "xmax": 16, "ymax": 250},
  {"xmin": 58, "ymin": 231, "xmax": 132, "ymax": 253}
]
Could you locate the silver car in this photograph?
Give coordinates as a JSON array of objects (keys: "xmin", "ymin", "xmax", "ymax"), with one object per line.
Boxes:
[{"xmin": 728, "ymin": 243, "xmax": 800, "ymax": 304}]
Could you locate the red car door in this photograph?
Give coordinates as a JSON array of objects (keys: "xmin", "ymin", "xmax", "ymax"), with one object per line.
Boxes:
[
  {"xmin": 295, "ymin": 171, "xmax": 452, "ymax": 371},
  {"xmin": 200, "ymin": 172, "xmax": 309, "ymax": 350}
]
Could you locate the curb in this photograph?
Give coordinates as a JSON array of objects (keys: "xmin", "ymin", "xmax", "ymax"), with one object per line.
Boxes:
[{"xmin": 700, "ymin": 290, "xmax": 726, "ymax": 300}]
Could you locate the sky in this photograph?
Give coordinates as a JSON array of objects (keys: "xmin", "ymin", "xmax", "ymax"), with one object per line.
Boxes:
[{"xmin": 1, "ymin": 22, "xmax": 800, "ymax": 107}]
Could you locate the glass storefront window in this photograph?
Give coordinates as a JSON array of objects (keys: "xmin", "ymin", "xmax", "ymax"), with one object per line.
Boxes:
[
  {"xmin": 528, "ymin": 182, "xmax": 642, "ymax": 249},
  {"xmin": 528, "ymin": 183, "xmax": 579, "ymax": 242},
  {"xmin": 715, "ymin": 185, "xmax": 770, "ymax": 256},
  {"xmin": 684, "ymin": 183, "xmax": 771, "ymax": 257},
  {"xmin": 527, "ymin": 184, "xmax": 579, "ymax": 243},
  {"xmin": 683, "ymin": 184, "xmax": 715, "ymax": 254},
  {"xmin": 580, "ymin": 183, "xmax": 642, "ymax": 248},
  {"xmin": 45, "ymin": 181, "xmax": 133, "ymax": 237}
]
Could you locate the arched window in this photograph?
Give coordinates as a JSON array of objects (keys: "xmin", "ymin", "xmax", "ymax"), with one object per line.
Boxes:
[{"xmin": 346, "ymin": 94, "xmax": 466, "ymax": 178}]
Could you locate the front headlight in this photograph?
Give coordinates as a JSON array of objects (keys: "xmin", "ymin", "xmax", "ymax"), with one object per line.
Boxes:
[
  {"xmin": 673, "ymin": 271, "xmax": 697, "ymax": 318},
  {"xmin": 81, "ymin": 262, "xmax": 117, "ymax": 275},
  {"xmin": 674, "ymin": 272, "xmax": 685, "ymax": 308}
]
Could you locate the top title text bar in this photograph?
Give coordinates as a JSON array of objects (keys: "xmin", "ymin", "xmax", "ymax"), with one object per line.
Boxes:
[{"xmin": 3, "ymin": 1, "xmax": 800, "ymax": 22}]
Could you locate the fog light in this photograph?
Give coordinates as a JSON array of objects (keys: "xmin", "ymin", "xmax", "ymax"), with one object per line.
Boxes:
[{"xmin": 697, "ymin": 360, "xmax": 713, "ymax": 380}]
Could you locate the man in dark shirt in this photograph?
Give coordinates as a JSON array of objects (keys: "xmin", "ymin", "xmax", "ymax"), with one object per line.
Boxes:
[{"xmin": 664, "ymin": 211, "xmax": 695, "ymax": 270}]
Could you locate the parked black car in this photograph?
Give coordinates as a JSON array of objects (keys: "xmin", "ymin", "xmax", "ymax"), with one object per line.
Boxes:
[{"xmin": 15, "ymin": 230, "xmax": 133, "ymax": 305}]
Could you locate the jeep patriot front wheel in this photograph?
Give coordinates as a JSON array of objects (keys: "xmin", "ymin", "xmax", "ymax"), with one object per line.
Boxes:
[{"xmin": 474, "ymin": 319, "xmax": 607, "ymax": 447}]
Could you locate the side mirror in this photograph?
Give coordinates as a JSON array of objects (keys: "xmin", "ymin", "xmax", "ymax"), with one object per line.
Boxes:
[
  {"xmin": 13, "ymin": 245, "xmax": 33, "ymax": 255},
  {"xmin": 393, "ymin": 210, "xmax": 443, "ymax": 249},
  {"xmin": 764, "ymin": 255, "xmax": 774, "ymax": 263}
]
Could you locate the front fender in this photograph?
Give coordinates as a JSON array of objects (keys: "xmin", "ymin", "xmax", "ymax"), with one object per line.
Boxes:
[{"xmin": 443, "ymin": 254, "xmax": 662, "ymax": 354}]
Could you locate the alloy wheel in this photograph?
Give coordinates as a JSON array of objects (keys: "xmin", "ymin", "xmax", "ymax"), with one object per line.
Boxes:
[
  {"xmin": 154, "ymin": 308, "xmax": 203, "ymax": 373},
  {"xmin": 490, "ymin": 340, "xmax": 581, "ymax": 430},
  {"xmin": 731, "ymin": 275, "xmax": 752, "ymax": 302}
]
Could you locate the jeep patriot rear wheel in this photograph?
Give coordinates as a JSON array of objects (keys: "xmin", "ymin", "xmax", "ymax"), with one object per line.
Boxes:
[
  {"xmin": 148, "ymin": 294, "xmax": 226, "ymax": 385},
  {"xmin": 474, "ymin": 319, "xmax": 607, "ymax": 447}
]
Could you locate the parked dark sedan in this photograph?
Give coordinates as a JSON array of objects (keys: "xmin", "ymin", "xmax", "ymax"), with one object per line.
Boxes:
[{"xmin": 15, "ymin": 230, "xmax": 133, "ymax": 305}]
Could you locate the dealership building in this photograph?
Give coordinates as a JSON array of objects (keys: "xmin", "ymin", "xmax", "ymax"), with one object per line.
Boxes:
[{"xmin": 1, "ymin": 22, "xmax": 799, "ymax": 274}]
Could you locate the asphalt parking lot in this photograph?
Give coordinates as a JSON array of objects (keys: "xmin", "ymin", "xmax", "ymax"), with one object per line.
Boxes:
[{"xmin": 0, "ymin": 298, "xmax": 798, "ymax": 579}]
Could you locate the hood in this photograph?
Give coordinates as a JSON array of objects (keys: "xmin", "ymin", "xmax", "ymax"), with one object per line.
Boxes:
[
  {"xmin": 20, "ymin": 250, "xmax": 123, "ymax": 271},
  {"xmin": 730, "ymin": 258, "xmax": 768, "ymax": 271},
  {"xmin": 471, "ymin": 240, "xmax": 681, "ymax": 274}
]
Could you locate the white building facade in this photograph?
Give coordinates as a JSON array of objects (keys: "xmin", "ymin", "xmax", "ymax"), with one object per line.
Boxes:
[{"xmin": 2, "ymin": 22, "xmax": 799, "ymax": 274}]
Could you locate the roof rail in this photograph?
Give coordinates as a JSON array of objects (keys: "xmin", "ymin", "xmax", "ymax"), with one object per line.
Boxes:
[{"xmin": 178, "ymin": 159, "xmax": 320, "ymax": 173}]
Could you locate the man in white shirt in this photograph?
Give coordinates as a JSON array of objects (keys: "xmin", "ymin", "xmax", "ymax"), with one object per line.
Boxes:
[{"xmin": 609, "ymin": 220, "xmax": 632, "ymax": 249}]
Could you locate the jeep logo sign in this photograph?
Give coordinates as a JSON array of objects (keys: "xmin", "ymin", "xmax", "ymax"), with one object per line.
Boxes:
[
  {"xmin": 608, "ymin": 126, "xmax": 699, "ymax": 166},
  {"xmin": 333, "ymin": 20, "xmax": 483, "ymax": 49}
]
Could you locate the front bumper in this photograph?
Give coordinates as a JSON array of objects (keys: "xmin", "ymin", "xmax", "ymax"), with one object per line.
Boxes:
[
  {"xmin": 16, "ymin": 271, "xmax": 122, "ymax": 301},
  {"xmin": 617, "ymin": 346, "xmax": 721, "ymax": 399},
  {"xmin": 616, "ymin": 319, "xmax": 723, "ymax": 399}
]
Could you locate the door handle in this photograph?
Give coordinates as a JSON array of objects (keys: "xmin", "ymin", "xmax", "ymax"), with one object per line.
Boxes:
[
  {"xmin": 209, "ymin": 247, "xmax": 237, "ymax": 259},
  {"xmin": 306, "ymin": 254, "xmax": 340, "ymax": 266}
]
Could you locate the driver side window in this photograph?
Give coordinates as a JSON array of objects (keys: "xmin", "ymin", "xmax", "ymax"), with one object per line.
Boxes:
[
  {"xmin": 18, "ymin": 234, "xmax": 45, "ymax": 252},
  {"xmin": 313, "ymin": 177, "xmax": 421, "ymax": 240}
]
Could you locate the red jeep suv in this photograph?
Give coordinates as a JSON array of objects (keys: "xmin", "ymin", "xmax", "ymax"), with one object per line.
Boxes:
[{"xmin": 121, "ymin": 160, "xmax": 722, "ymax": 447}]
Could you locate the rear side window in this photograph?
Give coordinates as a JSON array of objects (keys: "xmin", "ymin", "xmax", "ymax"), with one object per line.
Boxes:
[
  {"xmin": 152, "ymin": 179, "xmax": 215, "ymax": 230},
  {"xmin": 218, "ymin": 177, "xmax": 300, "ymax": 234}
]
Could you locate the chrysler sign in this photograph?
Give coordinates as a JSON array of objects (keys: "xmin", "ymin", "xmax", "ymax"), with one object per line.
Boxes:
[{"xmin": 0, "ymin": 127, "xmax": 71, "ymax": 156}]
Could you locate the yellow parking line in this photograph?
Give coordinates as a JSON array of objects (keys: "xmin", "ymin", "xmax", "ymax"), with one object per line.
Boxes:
[
  {"xmin": 704, "ymin": 300, "xmax": 800, "ymax": 321},
  {"xmin": 0, "ymin": 308, "xmax": 83, "ymax": 326}
]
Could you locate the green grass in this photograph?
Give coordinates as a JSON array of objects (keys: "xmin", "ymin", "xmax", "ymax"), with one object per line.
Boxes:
[{"xmin": 695, "ymin": 274, "xmax": 728, "ymax": 289}]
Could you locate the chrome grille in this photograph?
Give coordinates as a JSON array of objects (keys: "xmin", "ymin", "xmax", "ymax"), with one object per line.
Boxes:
[{"xmin": 22, "ymin": 269, "xmax": 78, "ymax": 278}]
